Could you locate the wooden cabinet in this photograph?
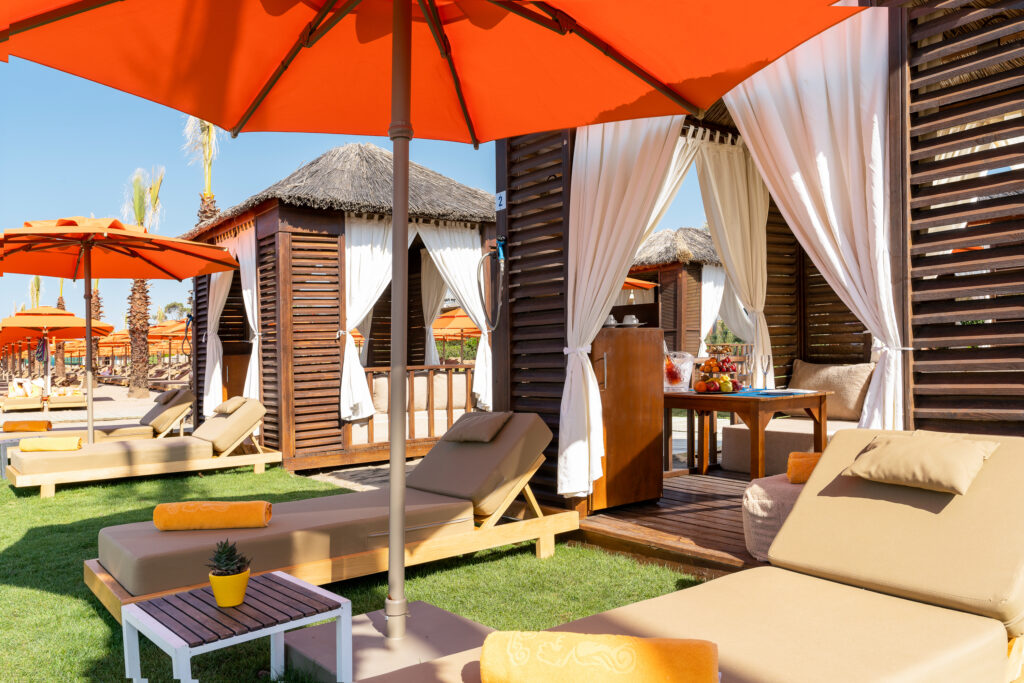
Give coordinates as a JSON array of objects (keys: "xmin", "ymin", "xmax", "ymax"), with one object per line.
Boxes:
[{"xmin": 588, "ymin": 327, "xmax": 664, "ymax": 513}]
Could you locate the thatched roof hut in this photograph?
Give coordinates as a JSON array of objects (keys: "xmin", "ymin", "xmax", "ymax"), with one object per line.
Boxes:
[
  {"xmin": 184, "ymin": 143, "xmax": 494, "ymax": 240},
  {"xmin": 633, "ymin": 227, "xmax": 721, "ymax": 268}
]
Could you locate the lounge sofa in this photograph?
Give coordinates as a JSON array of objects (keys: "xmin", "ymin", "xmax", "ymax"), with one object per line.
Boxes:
[
  {"xmin": 366, "ymin": 429, "xmax": 1024, "ymax": 683},
  {"xmin": 720, "ymin": 417, "xmax": 857, "ymax": 475},
  {"xmin": 5, "ymin": 397, "xmax": 279, "ymax": 498},
  {"xmin": 84, "ymin": 412, "xmax": 580, "ymax": 621}
]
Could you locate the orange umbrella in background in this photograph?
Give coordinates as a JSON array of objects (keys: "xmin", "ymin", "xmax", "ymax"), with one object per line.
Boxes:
[
  {"xmin": 0, "ymin": 217, "xmax": 237, "ymax": 442},
  {"xmin": 4, "ymin": 0, "xmax": 861, "ymax": 640},
  {"xmin": 0, "ymin": 306, "xmax": 113, "ymax": 395},
  {"xmin": 148, "ymin": 319, "xmax": 191, "ymax": 364},
  {"xmin": 622, "ymin": 276, "xmax": 657, "ymax": 290}
]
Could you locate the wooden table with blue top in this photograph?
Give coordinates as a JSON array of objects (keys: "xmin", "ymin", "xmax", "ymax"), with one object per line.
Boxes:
[{"xmin": 664, "ymin": 389, "xmax": 830, "ymax": 479}]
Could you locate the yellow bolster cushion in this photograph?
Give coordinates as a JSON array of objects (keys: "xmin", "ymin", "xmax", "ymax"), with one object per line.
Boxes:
[
  {"xmin": 19, "ymin": 436, "xmax": 82, "ymax": 452},
  {"xmin": 787, "ymin": 451, "xmax": 822, "ymax": 485},
  {"xmin": 3, "ymin": 420, "xmax": 52, "ymax": 432},
  {"xmin": 480, "ymin": 632, "xmax": 718, "ymax": 683},
  {"xmin": 153, "ymin": 501, "xmax": 273, "ymax": 531}
]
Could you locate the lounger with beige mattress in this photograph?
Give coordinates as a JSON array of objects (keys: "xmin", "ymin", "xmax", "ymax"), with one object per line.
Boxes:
[
  {"xmin": 84, "ymin": 412, "xmax": 580, "ymax": 622},
  {"xmin": 366, "ymin": 429, "xmax": 1024, "ymax": 683},
  {"xmin": 1, "ymin": 389, "xmax": 196, "ymax": 443},
  {"xmin": 5, "ymin": 397, "xmax": 281, "ymax": 498},
  {"xmin": 1, "ymin": 395, "xmax": 44, "ymax": 413}
]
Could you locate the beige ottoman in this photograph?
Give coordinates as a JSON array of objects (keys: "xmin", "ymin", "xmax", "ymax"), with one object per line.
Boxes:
[
  {"xmin": 721, "ymin": 418, "xmax": 859, "ymax": 475},
  {"xmin": 742, "ymin": 474, "xmax": 803, "ymax": 562}
]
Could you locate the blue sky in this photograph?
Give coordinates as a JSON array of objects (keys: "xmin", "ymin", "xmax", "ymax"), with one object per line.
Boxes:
[{"xmin": 0, "ymin": 59, "xmax": 706, "ymax": 327}]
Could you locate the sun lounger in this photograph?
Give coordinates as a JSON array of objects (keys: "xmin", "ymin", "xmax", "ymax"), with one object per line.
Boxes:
[
  {"xmin": 366, "ymin": 429, "xmax": 1024, "ymax": 683},
  {"xmin": 83, "ymin": 412, "xmax": 579, "ymax": 622},
  {"xmin": 5, "ymin": 397, "xmax": 280, "ymax": 499},
  {"xmin": 1, "ymin": 395, "xmax": 44, "ymax": 413},
  {"xmin": 1, "ymin": 389, "xmax": 196, "ymax": 443}
]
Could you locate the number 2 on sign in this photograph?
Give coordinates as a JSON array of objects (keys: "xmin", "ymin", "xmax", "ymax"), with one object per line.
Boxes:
[{"xmin": 496, "ymin": 190, "xmax": 507, "ymax": 212}]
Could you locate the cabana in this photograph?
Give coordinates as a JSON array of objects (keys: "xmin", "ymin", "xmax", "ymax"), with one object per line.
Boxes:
[
  {"xmin": 185, "ymin": 143, "xmax": 496, "ymax": 470},
  {"xmin": 622, "ymin": 227, "xmax": 723, "ymax": 354}
]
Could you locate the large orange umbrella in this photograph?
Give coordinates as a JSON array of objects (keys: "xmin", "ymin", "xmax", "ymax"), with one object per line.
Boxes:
[
  {"xmin": 0, "ymin": 217, "xmax": 237, "ymax": 442},
  {"xmin": 4, "ymin": 0, "xmax": 860, "ymax": 641},
  {"xmin": 433, "ymin": 307, "xmax": 481, "ymax": 341}
]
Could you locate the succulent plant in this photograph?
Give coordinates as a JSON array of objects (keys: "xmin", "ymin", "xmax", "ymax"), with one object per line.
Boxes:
[{"xmin": 207, "ymin": 539, "xmax": 250, "ymax": 576}]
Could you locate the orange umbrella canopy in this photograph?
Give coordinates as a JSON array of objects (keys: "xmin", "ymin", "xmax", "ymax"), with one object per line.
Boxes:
[
  {"xmin": 148, "ymin": 319, "xmax": 189, "ymax": 340},
  {"xmin": 433, "ymin": 307, "xmax": 481, "ymax": 340},
  {"xmin": 622, "ymin": 276, "xmax": 656, "ymax": 290},
  {"xmin": 0, "ymin": 306, "xmax": 113, "ymax": 342},
  {"xmin": 4, "ymin": 1, "xmax": 859, "ymax": 144},
  {"xmin": 0, "ymin": 217, "xmax": 237, "ymax": 280}
]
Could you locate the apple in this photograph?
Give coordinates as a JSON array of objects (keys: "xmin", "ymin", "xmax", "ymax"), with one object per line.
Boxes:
[{"xmin": 706, "ymin": 380, "xmax": 720, "ymax": 392}]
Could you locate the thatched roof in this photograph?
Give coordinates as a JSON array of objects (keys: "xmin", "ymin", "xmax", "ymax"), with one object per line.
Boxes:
[
  {"xmin": 633, "ymin": 227, "xmax": 720, "ymax": 267},
  {"xmin": 185, "ymin": 143, "xmax": 494, "ymax": 239}
]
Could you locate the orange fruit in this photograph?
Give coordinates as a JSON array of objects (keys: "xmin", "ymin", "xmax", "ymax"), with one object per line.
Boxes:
[{"xmin": 695, "ymin": 381, "xmax": 707, "ymax": 392}]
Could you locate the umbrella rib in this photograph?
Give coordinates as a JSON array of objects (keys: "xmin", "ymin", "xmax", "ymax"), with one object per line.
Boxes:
[
  {"xmin": 485, "ymin": 0, "xmax": 700, "ymax": 116},
  {"xmin": 137, "ymin": 240, "xmax": 239, "ymax": 270},
  {"xmin": 115, "ymin": 245, "xmax": 184, "ymax": 281},
  {"xmin": 418, "ymin": 0, "xmax": 479, "ymax": 148},
  {"xmin": 230, "ymin": 0, "xmax": 364, "ymax": 137}
]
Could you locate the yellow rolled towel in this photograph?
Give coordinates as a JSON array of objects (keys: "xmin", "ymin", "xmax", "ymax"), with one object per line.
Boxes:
[
  {"xmin": 19, "ymin": 436, "xmax": 82, "ymax": 452},
  {"xmin": 3, "ymin": 420, "xmax": 52, "ymax": 432},
  {"xmin": 787, "ymin": 451, "xmax": 822, "ymax": 485},
  {"xmin": 480, "ymin": 632, "xmax": 718, "ymax": 683},
  {"xmin": 153, "ymin": 501, "xmax": 273, "ymax": 531}
]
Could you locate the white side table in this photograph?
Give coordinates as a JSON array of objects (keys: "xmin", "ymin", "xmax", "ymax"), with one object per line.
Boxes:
[{"xmin": 121, "ymin": 571, "xmax": 351, "ymax": 683}]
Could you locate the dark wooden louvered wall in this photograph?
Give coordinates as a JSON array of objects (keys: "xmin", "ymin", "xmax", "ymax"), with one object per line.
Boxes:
[
  {"xmin": 896, "ymin": 1, "xmax": 1024, "ymax": 434},
  {"xmin": 365, "ymin": 239, "xmax": 428, "ymax": 367},
  {"xmin": 493, "ymin": 130, "xmax": 574, "ymax": 507},
  {"xmin": 192, "ymin": 274, "xmax": 210, "ymax": 418},
  {"xmin": 256, "ymin": 227, "xmax": 280, "ymax": 453}
]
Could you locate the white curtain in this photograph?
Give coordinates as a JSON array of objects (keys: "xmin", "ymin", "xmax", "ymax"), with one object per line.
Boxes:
[
  {"xmin": 420, "ymin": 250, "xmax": 448, "ymax": 367},
  {"xmin": 202, "ymin": 270, "xmax": 233, "ymax": 416},
  {"xmin": 418, "ymin": 222, "xmax": 492, "ymax": 410},
  {"xmin": 340, "ymin": 215, "xmax": 415, "ymax": 421},
  {"xmin": 357, "ymin": 312, "xmax": 372, "ymax": 366},
  {"xmin": 559, "ymin": 114, "xmax": 687, "ymax": 498},
  {"xmin": 646, "ymin": 126, "xmax": 705, "ymax": 232},
  {"xmin": 719, "ymin": 280, "xmax": 756, "ymax": 344},
  {"xmin": 220, "ymin": 227, "xmax": 261, "ymax": 406},
  {"xmin": 696, "ymin": 137, "xmax": 773, "ymax": 388},
  {"xmin": 697, "ymin": 264, "xmax": 726, "ymax": 356},
  {"xmin": 725, "ymin": 7, "xmax": 902, "ymax": 428}
]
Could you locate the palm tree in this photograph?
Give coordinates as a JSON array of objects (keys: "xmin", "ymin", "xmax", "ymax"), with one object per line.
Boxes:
[
  {"xmin": 55, "ymin": 279, "xmax": 67, "ymax": 380},
  {"xmin": 28, "ymin": 276, "xmax": 42, "ymax": 375},
  {"xmin": 123, "ymin": 167, "xmax": 164, "ymax": 398},
  {"xmin": 184, "ymin": 117, "xmax": 221, "ymax": 223}
]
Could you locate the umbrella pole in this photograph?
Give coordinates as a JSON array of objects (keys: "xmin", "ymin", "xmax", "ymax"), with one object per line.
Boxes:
[
  {"xmin": 386, "ymin": 0, "xmax": 412, "ymax": 643},
  {"xmin": 83, "ymin": 245, "xmax": 95, "ymax": 444}
]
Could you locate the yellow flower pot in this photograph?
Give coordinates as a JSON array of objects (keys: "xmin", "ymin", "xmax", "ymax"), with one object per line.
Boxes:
[{"xmin": 209, "ymin": 569, "xmax": 250, "ymax": 607}]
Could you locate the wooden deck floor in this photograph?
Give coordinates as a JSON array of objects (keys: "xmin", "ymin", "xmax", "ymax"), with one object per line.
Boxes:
[{"xmin": 577, "ymin": 472, "xmax": 762, "ymax": 578}]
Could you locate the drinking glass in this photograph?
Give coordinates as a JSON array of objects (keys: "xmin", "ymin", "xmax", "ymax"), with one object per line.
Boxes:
[{"xmin": 759, "ymin": 354, "xmax": 771, "ymax": 389}]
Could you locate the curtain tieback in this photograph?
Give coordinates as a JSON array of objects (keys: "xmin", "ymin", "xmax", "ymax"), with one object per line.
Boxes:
[
  {"xmin": 563, "ymin": 345, "xmax": 592, "ymax": 356},
  {"xmin": 201, "ymin": 333, "xmax": 207, "ymax": 344}
]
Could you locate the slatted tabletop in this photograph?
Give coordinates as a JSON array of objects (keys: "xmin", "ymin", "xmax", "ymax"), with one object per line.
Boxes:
[{"xmin": 135, "ymin": 573, "xmax": 342, "ymax": 648}]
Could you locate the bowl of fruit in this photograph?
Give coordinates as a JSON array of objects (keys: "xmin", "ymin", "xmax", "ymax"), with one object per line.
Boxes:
[{"xmin": 694, "ymin": 355, "xmax": 744, "ymax": 394}]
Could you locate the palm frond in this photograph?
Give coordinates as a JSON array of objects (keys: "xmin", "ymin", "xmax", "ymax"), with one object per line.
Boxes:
[{"xmin": 146, "ymin": 167, "xmax": 165, "ymax": 233}]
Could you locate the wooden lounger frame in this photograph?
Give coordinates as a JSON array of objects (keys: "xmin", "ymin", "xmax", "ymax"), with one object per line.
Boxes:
[
  {"xmin": 5, "ymin": 425, "xmax": 281, "ymax": 499},
  {"xmin": 84, "ymin": 455, "xmax": 580, "ymax": 623}
]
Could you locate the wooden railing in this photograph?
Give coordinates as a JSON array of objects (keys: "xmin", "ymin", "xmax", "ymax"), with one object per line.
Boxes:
[{"xmin": 356, "ymin": 363, "xmax": 475, "ymax": 446}]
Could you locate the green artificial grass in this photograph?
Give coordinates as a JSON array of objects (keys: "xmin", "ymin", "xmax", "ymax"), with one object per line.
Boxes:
[{"xmin": 0, "ymin": 467, "xmax": 700, "ymax": 682}]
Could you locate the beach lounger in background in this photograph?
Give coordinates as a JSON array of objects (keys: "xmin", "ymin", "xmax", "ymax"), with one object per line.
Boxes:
[{"xmin": 5, "ymin": 397, "xmax": 279, "ymax": 498}]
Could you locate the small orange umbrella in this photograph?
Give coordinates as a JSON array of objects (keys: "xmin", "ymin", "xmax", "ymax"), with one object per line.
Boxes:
[
  {"xmin": 622, "ymin": 276, "xmax": 657, "ymax": 290},
  {"xmin": 432, "ymin": 307, "xmax": 481, "ymax": 341},
  {"xmin": 0, "ymin": 217, "xmax": 237, "ymax": 442}
]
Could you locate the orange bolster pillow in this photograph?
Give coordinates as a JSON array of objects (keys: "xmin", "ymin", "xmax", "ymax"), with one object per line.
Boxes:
[
  {"xmin": 480, "ymin": 632, "xmax": 718, "ymax": 683},
  {"xmin": 153, "ymin": 501, "xmax": 272, "ymax": 531},
  {"xmin": 3, "ymin": 420, "xmax": 52, "ymax": 432},
  {"xmin": 19, "ymin": 436, "xmax": 82, "ymax": 452},
  {"xmin": 787, "ymin": 451, "xmax": 822, "ymax": 485}
]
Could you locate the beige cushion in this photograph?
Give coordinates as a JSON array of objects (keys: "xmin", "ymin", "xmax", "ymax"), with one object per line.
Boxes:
[
  {"xmin": 2, "ymin": 396, "xmax": 43, "ymax": 412},
  {"xmin": 349, "ymin": 409, "xmax": 466, "ymax": 446},
  {"xmin": 46, "ymin": 395, "xmax": 87, "ymax": 408},
  {"xmin": 720, "ymin": 418, "xmax": 858, "ymax": 475},
  {"xmin": 140, "ymin": 390, "xmax": 194, "ymax": 435},
  {"xmin": 741, "ymin": 474, "xmax": 803, "ymax": 562},
  {"xmin": 371, "ymin": 372, "xmax": 470, "ymax": 414},
  {"xmin": 154, "ymin": 389, "xmax": 179, "ymax": 405},
  {"xmin": 214, "ymin": 396, "xmax": 247, "ymax": 415},
  {"xmin": 363, "ymin": 566, "xmax": 1007, "ymax": 683},
  {"xmin": 787, "ymin": 359, "xmax": 875, "ymax": 421},
  {"xmin": 9, "ymin": 436, "xmax": 212, "ymax": 475},
  {"xmin": 844, "ymin": 431, "xmax": 997, "ymax": 495},
  {"xmin": 98, "ymin": 487, "xmax": 473, "ymax": 596},
  {"xmin": 191, "ymin": 399, "xmax": 265, "ymax": 454},
  {"xmin": 372, "ymin": 375, "xmax": 389, "ymax": 413},
  {"xmin": 770, "ymin": 429, "xmax": 1024, "ymax": 637},
  {"xmin": 407, "ymin": 412, "xmax": 552, "ymax": 516},
  {"xmin": 441, "ymin": 412, "xmax": 512, "ymax": 443}
]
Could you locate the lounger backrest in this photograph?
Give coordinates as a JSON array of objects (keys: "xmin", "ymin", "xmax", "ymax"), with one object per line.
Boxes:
[
  {"xmin": 769, "ymin": 429, "xmax": 1024, "ymax": 636},
  {"xmin": 191, "ymin": 399, "xmax": 266, "ymax": 454},
  {"xmin": 140, "ymin": 390, "xmax": 195, "ymax": 434},
  {"xmin": 407, "ymin": 412, "xmax": 552, "ymax": 516}
]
